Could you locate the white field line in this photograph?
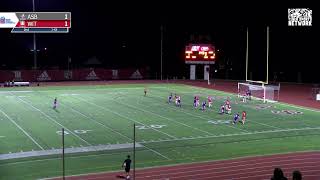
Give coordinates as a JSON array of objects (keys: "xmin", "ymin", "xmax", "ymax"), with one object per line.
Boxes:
[
  {"xmin": 64, "ymin": 101, "xmax": 170, "ymax": 160},
  {"xmin": 142, "ymin": 145, "xmax": 171, "ymax": 160},
  {"xmin": 12, "ymin": 94, "xmax": 92, "ymax": 146},
  {"xmin": 0, "ymin": 91, "xmax": 33, "ymax": 93},
  {"xmin": 106, "ymin": 96, "xmax": 215, "ymax": 136},
  {"xmin": 277, "ymin": 102, "xmax": 320, "ymax": 113},
  {"xmin": 183, "ymin": 85, "xmax": 320, "ymax": 113},
  {"xmin": 71, "ymin": 96, "xmax": 172, "ymax": 160},
  {"xmin": 140, "ymin": 126, "xmax": 320, "ymax": 144},
  {"xmin": 62, "ymin": 102, "xmax": 132, "ymax": 141},
  {"xmin": 0, "ymin": 143, "xmax": 143, "ymax": 160},
  {"xmin": 28, "ymin": 91, "xmax": 170, "ymax": 161},
  {"xmin": 74, "ymin": 96, "xmax": 177, "ymax": 139},
  {"xmin": 69, "ymin": 103, "xmax": 170, "ymax": 160},
  {"xmin": 0, "ymin": 107, "xmax": 44, "ymax": 150}
]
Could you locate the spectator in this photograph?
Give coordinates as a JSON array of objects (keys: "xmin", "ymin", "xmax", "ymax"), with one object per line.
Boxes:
[
  {"xmin": 292, "ymin": 170, "xmax": 302, "ymax": 180},
  {"xmin": 271, "ymin": 168, "xmax": 288, "ymax": 180}
]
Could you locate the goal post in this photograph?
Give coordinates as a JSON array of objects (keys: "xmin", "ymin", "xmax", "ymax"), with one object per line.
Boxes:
[
  {"xmin": 245, "ymin": 26, "xmax": 269, "ymax": 85},
  {"xmin": 238, "ymin": 82, "xmax": 280, "ymax": 103}
]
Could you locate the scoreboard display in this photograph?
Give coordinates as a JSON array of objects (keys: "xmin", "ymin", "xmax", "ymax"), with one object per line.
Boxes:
[
  {"xmin": 0, "ymin": 12, "xmax": 71, "ymax": 33},
  {"xmin": 185, "ymin": 44, "xmax": 215, "ymax": 64}
]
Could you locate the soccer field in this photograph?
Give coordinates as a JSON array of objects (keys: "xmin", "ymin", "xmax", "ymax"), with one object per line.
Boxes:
[{"xmin": 0, "ymin": 83, "xmax": 320, "ymax": 179}]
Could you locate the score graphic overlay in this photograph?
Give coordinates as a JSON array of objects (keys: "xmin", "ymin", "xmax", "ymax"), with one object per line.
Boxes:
[
  {"xmin": 185, "ymin": 44, "xmax": 215, "ymax": 64},
  {"xmin": 0, "ymin": 12, "xmax": 71, "ymax": 33}
]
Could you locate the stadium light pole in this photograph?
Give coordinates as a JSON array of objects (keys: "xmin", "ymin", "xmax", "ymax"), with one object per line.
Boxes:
[
  {"xmin": 62, "ymin": 128, "xmax": 65, "ymax": 180},
  {"xmin": 245, "ymin": 27, "xmax": 248, "ymax": 82},
  {"xmin": 133, "ymin": 123, "xmax": 136, "ymax": 180},
  {"xmin": 32, "ymin": 0, "xmax": 37, "ymax": 70},
  {"xmin": 160, "ymin": 25, "xmax": 163, "ymax": 81}
]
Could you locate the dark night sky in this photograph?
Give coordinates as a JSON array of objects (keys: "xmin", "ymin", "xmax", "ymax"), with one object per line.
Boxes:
[{"xmin": 0, "ymin": 1, "xmax": 317, "ymax": 82}]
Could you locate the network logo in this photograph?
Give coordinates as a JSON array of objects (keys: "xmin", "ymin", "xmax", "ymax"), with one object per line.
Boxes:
[{"xmin": 288, "ymin": 8, "xmax": 312, "ymax": 26}]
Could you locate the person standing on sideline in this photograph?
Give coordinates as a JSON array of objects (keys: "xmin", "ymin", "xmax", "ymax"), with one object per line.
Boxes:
[
  {"xmin": 122, "ymin": 155, "xmax": 132, "ymax": 179},
  {"xmin": 53, "ymin": 97, "xmax": 58, "ymax": 109},
  {"xmin": 144, "ymin": 87, "xmax": 147, "ymax": 96}
]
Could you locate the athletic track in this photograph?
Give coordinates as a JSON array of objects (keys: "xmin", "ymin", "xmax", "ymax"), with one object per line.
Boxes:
[{"xmin": 50, "ymin": 151, "xmax": 320, "ymax": 180}]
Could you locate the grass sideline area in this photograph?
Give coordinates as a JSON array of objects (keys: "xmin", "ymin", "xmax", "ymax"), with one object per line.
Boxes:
[{"xmin": 0, "ymin": 83, "xmax": 319, "ymax": 179}]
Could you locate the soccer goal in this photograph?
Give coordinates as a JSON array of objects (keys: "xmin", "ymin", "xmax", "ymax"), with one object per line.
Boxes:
[{"xmin": 238, "ymin": 82, "xmax": 280, "ymax": 103}]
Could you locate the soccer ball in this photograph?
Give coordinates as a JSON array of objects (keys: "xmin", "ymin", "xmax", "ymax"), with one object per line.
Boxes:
[{"xmin": 126, "ymin": 175, "xmax": 130, "ymax": 179}]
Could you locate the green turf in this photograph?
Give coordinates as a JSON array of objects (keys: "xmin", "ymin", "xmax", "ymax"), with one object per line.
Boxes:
[{"xmin": 0, "ymin": 83, "xmax": 319, "ymax": 179}]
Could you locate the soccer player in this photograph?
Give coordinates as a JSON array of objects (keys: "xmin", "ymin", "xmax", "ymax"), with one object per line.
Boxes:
[
  {"xmin": 53, "ymin": 97, "xmax": 57, "ymax": 109},
  {"xmin": 246, "ymin": 89, "xmax": 251, "ymax": 100},
  {"xmin": 144, "ymin": 87, "xmax": 147, "ymax": 96},
  {"xmin": 226, "ymin": 104, "xmax": 232, "ymax": 114},
  {"xmin": 233, "ymin": 113, "xmax": 240, "ymax": 124},
  {"xmin": 177, "ymin": 96, "xmax": 181, "ymax": 107},
  {"xmin": 193, "ymin": 96, "xmax": 197, "ymax": 108},
  {"xmin": 220, "ymin": 104, "xmax": 225, "ymax": 114},
  {"xmin": 242, "ymin": 95, "xmax": 247, "ymax": 103},
  {"xmin": 225, "ymin": 98, "xmax": 230, "ymax": 106},
  {"xmin": 122, "ymin": 155, "xmax": 132, "ymax": 179},
  {"xmin": 196, "ymin": 96, "xmax": 200, "ymax": 107},
  {"xmin": 208, "ymin": 96, "xmax": 213, "ymax": 108},
  {"xmin": 168, "ymin": 93, "xmax": 173, "ymax": 103},
  {"xmin": 242, "ymin": 111, "xmax": 246, "ymax": 124},
  {"xmin": 201, "ymin": 101, "xmax": 206, "ymax": 111},
  {"xmin": 175, "ymin": 95, "xmax": 178, "ymax": 106}
]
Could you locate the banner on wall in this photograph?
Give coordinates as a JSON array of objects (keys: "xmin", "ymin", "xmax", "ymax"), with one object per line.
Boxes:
[{"xmin": 0, "ymin": 68, "xmax": 146, "ymax": 82}]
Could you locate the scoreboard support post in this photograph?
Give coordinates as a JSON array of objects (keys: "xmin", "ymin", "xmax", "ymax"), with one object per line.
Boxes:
[
  {"xmin": 190, "ymin": 65, "xmax": 196, "ymax": 80},
  {"xmin": 204, "ymin": 65, "xmax": 209, "ymax": 81}
]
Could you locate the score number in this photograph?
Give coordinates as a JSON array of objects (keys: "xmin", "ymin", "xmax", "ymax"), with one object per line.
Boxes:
[{"xmin": 65, "ymin": 13, "xmax": 68, "ymax": 26}]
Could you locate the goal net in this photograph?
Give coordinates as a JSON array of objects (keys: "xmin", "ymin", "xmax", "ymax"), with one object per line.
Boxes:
[{"xmin": 238, "ymin": 82, "xmax": 280, "ymax": 103}]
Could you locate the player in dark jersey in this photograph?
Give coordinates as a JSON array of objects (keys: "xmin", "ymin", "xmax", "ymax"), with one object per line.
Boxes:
[
  {"xmin": 233, "ymin": 113, "xmax": 240, "ymax": 124},
  {"xmin": 193, "ymin": 96, "xmax": 197, "ymax": 108},
  {"xmin": 201, "ymin": 101, "xmax": 206, "ymax": 111},
  {"xmin": 168, "ymin": 93, "xmax": 173, "ymax": 103},
  {"xmin": 53, "ymin": 98, "xmax": 57, "ymax": 109},
  {"xmin": 220, "ymin": 104, "xmax": 225, "ymax": 114},
  {"xmin": 122, "ymin": 155, "xmax": 132, "ymax": 178}
]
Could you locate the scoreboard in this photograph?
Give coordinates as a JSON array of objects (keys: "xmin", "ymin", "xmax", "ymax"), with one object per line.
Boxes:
[
  {"xmin": 185, "ymin": 44, "xmax": 215, "ymax": 64},
  {"xmin": 0, "ymin": 12, "xmax": 71, "ymax": 33}
]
